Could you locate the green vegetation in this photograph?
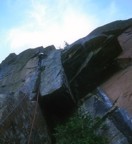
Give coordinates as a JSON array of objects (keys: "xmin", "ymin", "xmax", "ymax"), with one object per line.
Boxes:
[{"xmin": 54, "ymin": 112, "xmax": 108, "ymax": 144}]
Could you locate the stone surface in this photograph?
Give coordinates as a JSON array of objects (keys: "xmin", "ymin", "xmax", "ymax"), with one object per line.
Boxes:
[
  {"xmin": 0, "ymin": 47, "xmax": 41, "ymax": 99},
  {"xmin": 40, "ymin": 49, "xmax": 67, "ymax": 96},
  {"xmin": 0, "ymin": 92, "xmax": 51, "ymax": 144},
  {"xmin": 62, "ymin": 35, "xmax": 122, "ymax": 99},
  {"xmin": 0, "ymin": 46, "xmax": 53, "ymax": 143},
  {"xmin": 0, "ymin": 19, "xmax": 132, "ymax": 143},
  {"xmin": 96, "ymin": 87, "xmax": 132, "ymax": 143},
  {"xmin": 0, "ymin": 45, "xmax": 75, "ymax": 143},
  {"xmin": 101, "ymin": 26, "xmax": 132, "ymax": 120},
  {"xmin": 39, "ymin": 48, "xmax": 75, "ymax": 128},
  {"xmin": 79, "ymin": 88, "xmax": 130, "ymax": 144},
  {"xmin": 88, "ymin": 18, "xmax": 132, "ymax": 37},
  {"xmin": 101, "ymin": 66, "xmax": 132, "ymax": 115}
]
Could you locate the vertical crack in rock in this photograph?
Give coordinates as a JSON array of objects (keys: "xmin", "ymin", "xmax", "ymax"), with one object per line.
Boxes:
[
  {"xmin": 38, "ymin": 48, "xmax": 75, "ymax": 129},
  {"xmin": 0, "ymin": 47, "xmax": 52, "ymax": 144}
]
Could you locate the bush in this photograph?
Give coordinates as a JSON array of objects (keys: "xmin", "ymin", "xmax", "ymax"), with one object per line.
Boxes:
[{"xmin": 54, "ymin": 112, "xmax": 108, "ymax": 144}]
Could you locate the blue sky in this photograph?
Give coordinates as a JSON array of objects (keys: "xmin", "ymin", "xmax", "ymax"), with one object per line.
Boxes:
[{"xmin": 0, "ymin": 0, "xmax": 131, "ymax": 63}]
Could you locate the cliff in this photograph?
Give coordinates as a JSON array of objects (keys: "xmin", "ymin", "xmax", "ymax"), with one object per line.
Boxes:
[{"xmin": 0, "ymin": 18, "xmax": 132, "ymax": 144}]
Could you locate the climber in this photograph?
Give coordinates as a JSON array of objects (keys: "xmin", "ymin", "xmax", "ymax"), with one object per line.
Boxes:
[{"xmin": 38, "ymin": 52, "xmax": 44, "ymax": 66}]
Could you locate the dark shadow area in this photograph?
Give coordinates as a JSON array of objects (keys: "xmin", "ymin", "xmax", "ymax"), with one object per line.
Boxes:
[{"xmin": 38, "ymin": 87, "xmax": 75, "ymax": 143}]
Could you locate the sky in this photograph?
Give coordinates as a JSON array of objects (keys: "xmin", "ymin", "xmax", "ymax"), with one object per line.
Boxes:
[{"xmin": 0, "ymin": 0, "xmax": 131, "ymax": 63}]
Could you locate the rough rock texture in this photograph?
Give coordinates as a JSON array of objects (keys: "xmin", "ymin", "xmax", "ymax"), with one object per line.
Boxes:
[
  {"xmin": 0, "ymin": 48, "xmax": 41, "ymax": 99},
  {"xmin": 62, "ymin": 35, "xmax": 122, "ymax": 99},
  {"xmin": 0, "ymin": 93, "xmax": 51, "ymax": 144},
  {"xmin": 0, "ymin": 45, "xmax": 75, "ymax": 143},
  {"xmin": 102, "ymin": 27, "xmax": 132, "ymax": 115},
  {"xmin": 0, "ymin": 47, "xmax": 52, "ymax": 144},
  {"xmin": 39, "ymin": 47, "xmax": 75, "ymax": 130},
  {"xmin": 0, "ymin": 18, "xmax": 132, "ymax": 143},
  {"xmin": 79, "ymin": 89, "xmax": 130, "ymax": 144}
]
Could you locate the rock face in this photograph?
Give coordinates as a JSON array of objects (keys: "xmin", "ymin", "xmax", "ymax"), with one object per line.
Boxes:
[
  {"xmin": 62, "ymin": 35, "xmax": 122, "ymax": 99},
  {"xmin": 39, "ymin": 47, "xmax": 75, "ymax": 129},
  {"xmin": 0, "ymin": 18, "xmax": 132, "ymax": 144},
  {"xmin": 0, "ymin": 47, "xmax": 52, "ymax": 144},
  {"xmin": 102, "ymin": 27, "xmax": 132, "ymax": 115}
]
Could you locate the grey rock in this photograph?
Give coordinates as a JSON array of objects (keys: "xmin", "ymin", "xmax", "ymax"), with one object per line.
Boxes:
[
  {"xmin": 1, "ymin": 18, "xmax": 132, "ymax": 144},
  {"xmin": 0, "ymin": 47, "xmax": 42, "ymax": 99},
  {"xmin": 0, "ymin": 92, "xmax": 51, "ymax": 144},
  {"xmin": 39, "ymin": 48, "xmax": 75, "ymax": 125},
  {"xmin": 96, "ymin": 87, "xmax": 132, "ymax": 143},
  {"xmin": 62, "ymin": 35, "xmax": 122, "ymax": 99},
  {"xmin": 88, "ymin": 18, "xmax": 132, "ymax": 37},
  {"xmin": 80, "ymin": 89, "xmax": 130, "ymax": 144},
  {"xmin": 40, "ymin": 49, "xmax": 64, "ymax": 96},
  {"xmin": 0, "ymin": 46, "xmax": 52, "ymax": 143},
  {"xmin": 110, "ymin": 108, "xmax": 132, "ymax": 143}
]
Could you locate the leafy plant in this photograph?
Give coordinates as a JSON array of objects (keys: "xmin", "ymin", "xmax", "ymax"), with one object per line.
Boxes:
[{"xmin": 54, "ymin": 112, "xmax": 108, "ymax": 144}]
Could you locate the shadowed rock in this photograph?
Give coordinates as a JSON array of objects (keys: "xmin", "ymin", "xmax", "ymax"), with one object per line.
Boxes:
[
  {"xmin": 62, "ymin": 35, "xmax": 122, "ymax": 99},
  {"xmin": 0, "ymin": 18, "xmax": 132, "ymax": 144},
  {"xmin": 39, "ymin": 48, "xmax": 75, "ymax": 128}
]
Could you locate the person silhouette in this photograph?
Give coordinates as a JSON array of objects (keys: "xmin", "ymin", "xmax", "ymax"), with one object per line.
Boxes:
[{"xmin": 38, "ymin": 52, "xmax": 44, "ymax": 66}]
